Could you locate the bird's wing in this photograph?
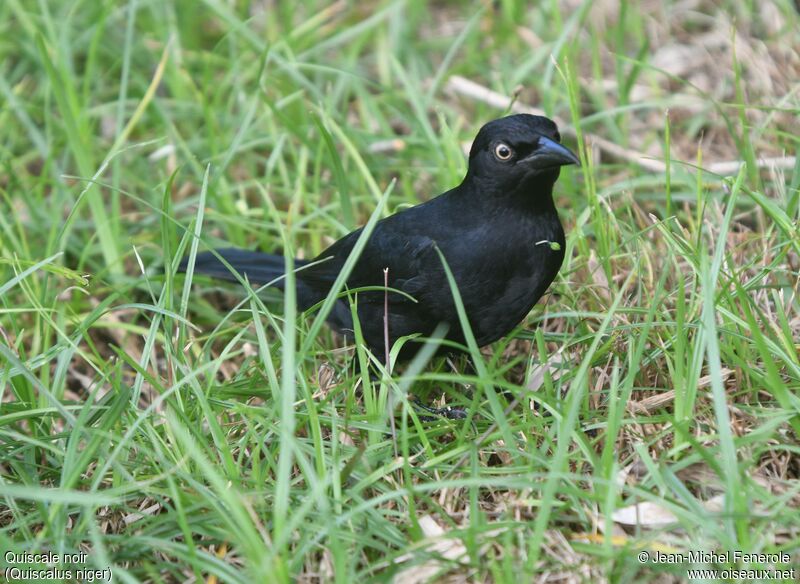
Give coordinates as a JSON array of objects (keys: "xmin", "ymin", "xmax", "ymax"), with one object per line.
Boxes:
[
  {"xmin": 350, "ymin": 229, "xmax": 455, "ymax": 317},
  {"xmin": 298, "ymin": 220, "xmax": 446, "ymax": 306}
]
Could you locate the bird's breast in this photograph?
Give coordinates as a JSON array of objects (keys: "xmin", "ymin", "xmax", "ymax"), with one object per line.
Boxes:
[{"xmin": 449, "ymin": 215, "xmax": 564, "ymax": 345}]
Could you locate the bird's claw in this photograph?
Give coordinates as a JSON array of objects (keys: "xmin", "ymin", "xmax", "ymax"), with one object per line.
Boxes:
[{"xmin": 410, "ymin": 396, "xmax": 468, "ymax": 420}]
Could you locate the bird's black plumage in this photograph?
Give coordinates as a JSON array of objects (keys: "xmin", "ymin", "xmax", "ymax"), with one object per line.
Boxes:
[{"xmin": 181, "ymin": 114, "xmax": 578, "ymax": 359}]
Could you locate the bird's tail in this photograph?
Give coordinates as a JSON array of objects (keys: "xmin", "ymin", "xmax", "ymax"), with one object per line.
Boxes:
[
  {"xmin": 180, "ymin": 248, "xmax": 326, "ymax": 310},
  {"xmin": 179, "ymin": 248, "xmax": 306, "ymax": 287}
]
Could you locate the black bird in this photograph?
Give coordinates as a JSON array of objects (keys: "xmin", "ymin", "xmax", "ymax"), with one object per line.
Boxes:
[{"xmin": 181, "ymin": 114, "xmax": 578, "ymax": 361}]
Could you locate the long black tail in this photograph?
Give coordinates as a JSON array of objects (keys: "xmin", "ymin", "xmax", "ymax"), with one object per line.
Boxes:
[
  {"xmin": 180, "ymin": 248, "xmax": 326, "ymax": 310},
  {"xmin": 179, "ymin": 248, "xmax": 306, "ymax": 286}
]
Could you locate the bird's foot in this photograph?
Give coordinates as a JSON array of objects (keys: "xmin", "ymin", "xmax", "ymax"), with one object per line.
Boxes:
[{"xmin": 410, "ymin": 396, "xmax": 468, "ymax": 420}]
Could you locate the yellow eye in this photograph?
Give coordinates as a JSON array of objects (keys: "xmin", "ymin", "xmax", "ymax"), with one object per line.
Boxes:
[{"xmin": 494, "ymin": 143, "xmax": 513, "ymax": 160}]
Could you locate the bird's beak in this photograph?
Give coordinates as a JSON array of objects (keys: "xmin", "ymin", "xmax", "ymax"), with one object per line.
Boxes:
[{"xmin": 521, "ymin": 136, "xmax": 580, "ymax": 169}]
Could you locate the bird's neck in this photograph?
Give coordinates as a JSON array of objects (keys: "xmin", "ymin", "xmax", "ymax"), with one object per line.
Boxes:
[
  {"xmin": 483, "ymin": 183, "xmax": 560, "ymax": 216},
  {"xmin": 515, "ymin": 184, "xmax": 559, "ymax": 215},
  {"xmin": 461, "ymin": 172, "xmax": 561, "ymax": 215}
]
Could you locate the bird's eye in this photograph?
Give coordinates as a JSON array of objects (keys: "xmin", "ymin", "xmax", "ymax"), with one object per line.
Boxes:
[{"xmin": 494, "ymin": 143, "xmax": 513, "ymax": 161}]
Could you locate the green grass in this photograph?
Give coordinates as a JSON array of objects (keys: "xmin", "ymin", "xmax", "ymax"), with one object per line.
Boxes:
[{"xmin": 2, "ymin": 0, "xmax": 799, "ymax": 582}]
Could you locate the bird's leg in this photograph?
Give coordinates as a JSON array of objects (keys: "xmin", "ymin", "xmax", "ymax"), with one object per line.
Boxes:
[
  {"xmin": 399, "ymin": 356, "xmax": 470, "ymax": 420},
  {"xmin": 358, "ymin": 358, "xmax": 468, "ymax": 421},
  {"xmin": 448, "ymin": 355, "xmax": 476, "ymax": 401}
]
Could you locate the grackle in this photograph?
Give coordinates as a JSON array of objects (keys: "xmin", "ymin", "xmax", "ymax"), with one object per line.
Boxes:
[{"xmin": 180, "ymin": 114, "xmax": 578, "ymax": 361}]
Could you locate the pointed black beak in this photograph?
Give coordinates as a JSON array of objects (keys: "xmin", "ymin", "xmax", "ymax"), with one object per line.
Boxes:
[{"xmin": 521, "ymin": 136, "xmax": 580, "ymax": 169}]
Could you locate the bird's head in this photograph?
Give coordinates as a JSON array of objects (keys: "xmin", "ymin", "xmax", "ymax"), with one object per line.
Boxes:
[{"xmin": 466, "ymin": 114, "xmax": 579, "ymax": 195}]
